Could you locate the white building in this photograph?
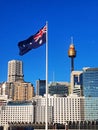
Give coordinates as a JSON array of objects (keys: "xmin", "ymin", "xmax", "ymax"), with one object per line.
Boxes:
[
  {"xmin": 70, "ymin": 71, "xmax": 83, "ymax": 96},
  {"xmin": 7, "ymin": 60, "xmax": 24, "ymax": 82},
  {"xmin": 34, "ymin": 95, "xmax": 53, "ymax": 124},
  {"xmin": 0, "ymin": 95, "xmax": 85, "ymax": 126},
  {"xmin": 53, "ymin": 94, "xmax": 84, "ymax": 124},
  {"xmin": 0, "ymin": 95, "xmax": 8, "ymax": 127},
  {"xmin": 33, "ymin": 94, "xmax": 85, "ymax": 124},
  {"xmin": 0, "ymin": 101, "xmax": 34, "ymax": 126}
]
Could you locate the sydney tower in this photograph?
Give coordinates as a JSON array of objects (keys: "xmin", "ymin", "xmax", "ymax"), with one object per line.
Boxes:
[{"xmin": 68, "ymin": 38, "xmax": 76, "ymax": 72}]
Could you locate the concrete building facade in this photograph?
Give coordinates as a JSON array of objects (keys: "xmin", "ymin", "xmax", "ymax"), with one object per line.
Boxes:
[
  {"xmin": 0, "ymin": 82, "xmax": 34, "ymax": 101},
  {"xmin": 0, "ymin": 101, "xmax": 34, "ymax": 126},
  {"xmin": 33, "ymin": 94, "xmax": 85, "ymax": 124},
  {"xmin": 7, "ymin": 60, "xmax": 24, "ymax": 82},
  {"xmin": 70, "ymin": 71, "xmax": 83, "ymax": 96}
]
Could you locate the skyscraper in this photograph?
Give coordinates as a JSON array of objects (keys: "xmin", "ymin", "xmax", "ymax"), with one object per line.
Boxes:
[
  {"xmin": 83, "ymin": 67, "xmax": 98, "ymax": 97},
  {"xmin": 36, "ymin": 79, "xmax": 46, "ymax": 96},
  {"xmin": 7, "ymin": 60, "xmax": 24, "ymax": 82},
  {"xmin": 83, "ymin": 67, "xmax": 98, "ymax": 121}
]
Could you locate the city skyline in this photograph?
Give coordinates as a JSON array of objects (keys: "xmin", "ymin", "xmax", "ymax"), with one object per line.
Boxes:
[{"xmin": 0, "ymin": 0, "xmax": 98, "ymax": 87}]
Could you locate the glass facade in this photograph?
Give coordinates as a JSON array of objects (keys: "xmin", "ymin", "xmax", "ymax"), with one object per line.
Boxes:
[
  {"xmin": 84, "ymin": 97, "xmax": 98, "ymax": 121},
  {"xmin": 83, "ymin": 68, "xmax": 98, "ymax": 97},
  {"xmin": 48, "ymin": 82, "xmax": 68, "ymax": 96},
  {"xmin": 74, "ymin": 74, "xmax": 83, "ymax": 86},
  {"xmin": 36, "ymin": 79, "xmax": 46, "ymax": 96},
  {"xmin": 71, "ymin": 71, "xmax": 83, "ymax": 96},
  {"xmin": 83, "ymin": 68, "xmax": 98, "ymax": 121}
]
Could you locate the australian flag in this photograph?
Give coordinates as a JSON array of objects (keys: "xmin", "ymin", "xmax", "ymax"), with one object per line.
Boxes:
[{"xmin": 18, "ymin": 25, "xmax": 47, "ymax": 55}]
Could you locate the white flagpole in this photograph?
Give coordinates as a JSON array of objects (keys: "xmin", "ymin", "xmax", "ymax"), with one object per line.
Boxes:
[{"xmin": 45, "ymin": 21, "xmax": 48, "ymax": 130}]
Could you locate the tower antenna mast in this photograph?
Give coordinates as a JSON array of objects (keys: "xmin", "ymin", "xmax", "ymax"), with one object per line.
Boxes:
[{"xmin": 71, "ymin": 36, "xmax": 73, "ymax": 44}]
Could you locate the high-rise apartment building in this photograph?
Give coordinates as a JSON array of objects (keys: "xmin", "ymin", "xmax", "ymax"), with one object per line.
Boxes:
[
  {"xmin": 1, "ymin": 82, "xmax": 34, "ymax": 101},
  {"xmin": 13, "ymin": 82, "xmax": 34, "ymax": 101},
  {"xmin": 7, "ymin": 60, "xmax": 24, "ymax": 82}
]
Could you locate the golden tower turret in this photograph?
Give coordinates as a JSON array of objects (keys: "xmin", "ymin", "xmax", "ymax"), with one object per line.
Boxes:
[{"xmin": 68, "ymin": 37, "xmax": 76, "ymax": 72}]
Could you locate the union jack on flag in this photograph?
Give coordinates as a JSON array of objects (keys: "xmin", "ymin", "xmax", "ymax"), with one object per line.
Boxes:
[
  {"xmin": 18, "ymin": 25, "xmax": 47, "ymax": 56},
  {"xmin": 34, "ymin": 25, "xmax": 47, "ymax": 42}
]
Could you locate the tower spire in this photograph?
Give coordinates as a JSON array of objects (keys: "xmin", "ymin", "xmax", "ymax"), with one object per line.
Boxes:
[{"xmin": 71, "ymin": 36, "xmax": 73, "ymax": 44}]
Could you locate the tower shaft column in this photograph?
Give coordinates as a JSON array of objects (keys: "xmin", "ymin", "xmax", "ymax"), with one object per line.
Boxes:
[{"xmin": 71, "ymin": 57, "xmax": 74, "ymax": 72}]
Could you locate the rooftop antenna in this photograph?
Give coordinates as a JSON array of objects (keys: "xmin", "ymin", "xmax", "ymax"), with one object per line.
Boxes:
[{"xmin": 52, "ymin": 71, "xmax": 55, "ymax": 83}]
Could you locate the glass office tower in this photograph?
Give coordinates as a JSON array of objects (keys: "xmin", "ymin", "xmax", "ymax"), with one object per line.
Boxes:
[
  {"xmin": 83, "ymin": 67, "xmax": 98, "ymax": 121},
  {"xmin": 84, "ymin": 97, "xmax": 98, "ymax": 121},
  {"xmin": 36, "ymin": 79, "xmax": 46, "ymax": 96},
  {"xmin": 83, "ymin": 67, "xmax": 98, "ymax": 97}
]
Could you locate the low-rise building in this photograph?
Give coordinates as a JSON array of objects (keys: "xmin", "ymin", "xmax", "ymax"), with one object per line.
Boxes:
[
  {"xmin": 33, "ymin": 94, "xmax": 85, "ymax": 124},
  {"xmin": 0, "ymin": 101, "xmax": 34, "ymax": 126}
]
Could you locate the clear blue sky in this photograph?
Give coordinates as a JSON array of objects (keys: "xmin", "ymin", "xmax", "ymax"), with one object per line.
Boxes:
[{"xmin": 0, "ymin": 0, "xmax": 98, "ymax": 87}]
